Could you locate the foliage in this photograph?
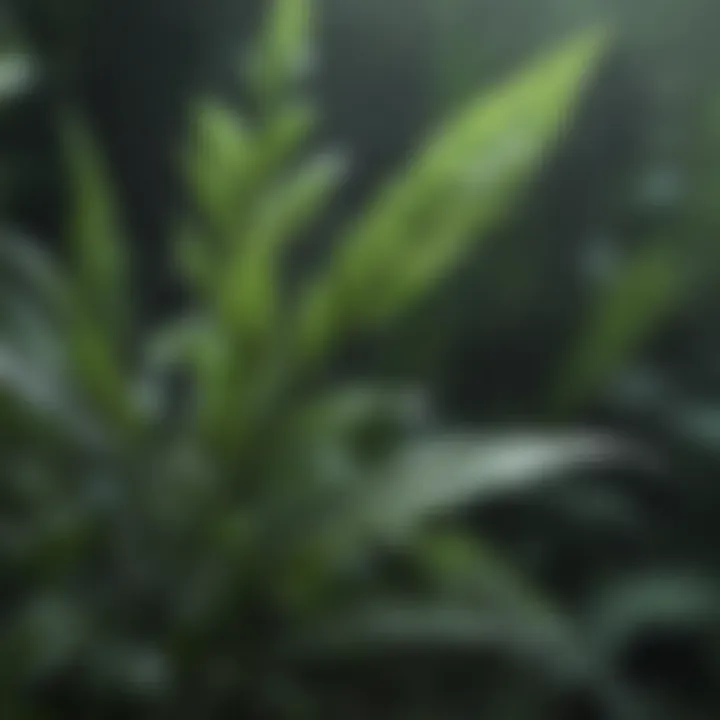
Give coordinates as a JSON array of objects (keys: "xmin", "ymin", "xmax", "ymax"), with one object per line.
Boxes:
[
  {"xmin": 4, "ymin": 0, "xmax": 720, "ymax": 717},
  {"xmin": 0, "ymin": 2, "xmax": 623, "ymax": 718}
]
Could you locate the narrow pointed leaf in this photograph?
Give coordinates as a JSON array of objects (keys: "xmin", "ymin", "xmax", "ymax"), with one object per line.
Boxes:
[
  {"xmin": 187, "ymin": 102, "xmax": 255, "ymax": 234},
  {"xmin": 551, "ymin": 240, "xmax": 683, "ymax": 414},
  {"xmin": 61, "ymin": 113, "xmax": 136, "ymax": 431},
  {"xmin": 297, "ymin": 29, "xmax": 607, "ymax": 362},
  {"xmin": 220, "ymin": 151, "xmax": 346, "ymax": 338},
  {"xmin": 330, "ymin": 431, "xmax": 644, "ymax": 547},
  {"xmin": 248, "ymin": 0, "xmax": 314, "ymax": 104},
  {"xmin": 63, "ymin": 111, "xmax": 129, "ymax": 337}
]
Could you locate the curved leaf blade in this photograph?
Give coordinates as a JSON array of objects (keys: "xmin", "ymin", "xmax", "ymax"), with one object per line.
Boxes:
[{"xmin": 296, "ymin": 29, "xmax": 608, "ymax": 363}]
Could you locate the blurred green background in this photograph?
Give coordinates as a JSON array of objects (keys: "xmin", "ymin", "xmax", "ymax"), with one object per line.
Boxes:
[{"xmin": 2, "ymin": 0, "xmax": 720, "ymax": 718}]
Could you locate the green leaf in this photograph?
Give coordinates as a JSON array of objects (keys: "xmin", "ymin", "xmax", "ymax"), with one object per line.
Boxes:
[
  {"xmin": 364, "ymin": 181, "xmax": 492, "ymax": 322},
  {"xmin": 0, "ymin": 228, "xmax": 71, "ymax": 315},
  {"xmin": 358, "ymin": 432, "xmax": 641, "ymax": 540},
  {"xmin": 412, "ymin": 532, "xmax": 562, "ymax": 624},
  {"xmin": 0, "ymin": 233, "xmax": 97, "ymax": 435},
  {"xmin": 296, "ymin": 28, "xmax": 608, "ymax": 363},
  {"xmin": 0, "ymin": 341, "xmax": 103, "ymax": 449},
  {"xmin": 190, "ymin": 151, "xmax": 345, "ymax": 448},
  {"xmin": 309, "ymin": 431, "xmax": 644, "ymax": 562},
  {"xmin": 186, "ymin": 102, "xmax": 255, "ymax": 236},
  {"xmin": 61, "ymin": 112, "xmax": 136, "ymax": 432},
  {"xmin": 288, "ymin": 432, "xmax": 644, "ymax": 604},
  {"xmin": 219, "ymin": 151, "xmax": 346, "ymax": 342},
  {"xmin": 185, "ymin": 100, "xmax": 316, "ymax": 256},
  {"xmin": 551, "ymin": 240, "xmax": 683, "ymax": 414},
  {"xmin": 65, "ymin": 309, "xmax": 137, "ymax": 437},
  {"xmin": 247, "ymin": 0, "xmax": 314, "ymax": 105},
  {"xmin": 253, "ymin": 102, "xmax": 318, "ymax": 186},
  {"xmin": 62, "ymin": 110, "xmax": 129, "ymax": 337}
]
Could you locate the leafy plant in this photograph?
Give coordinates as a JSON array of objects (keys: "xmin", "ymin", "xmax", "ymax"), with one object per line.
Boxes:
[{"xmin": 0, "ymin": 1, "xmax": 621, "ymax": 717}]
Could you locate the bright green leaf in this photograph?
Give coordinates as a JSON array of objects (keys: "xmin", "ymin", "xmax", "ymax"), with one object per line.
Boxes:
[
  {"xmin": 296, "ymin": 28, "xmax": 608, "ymax": 363},
  {"xmin": 247, "ymin": 0, "xmax": 315, "ymax": 106}
]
